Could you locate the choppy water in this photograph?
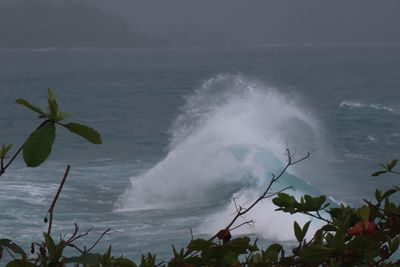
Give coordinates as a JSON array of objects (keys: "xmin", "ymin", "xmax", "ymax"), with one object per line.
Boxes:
[{"xmin": 0, "ymin": 44, "xmax": 400, "ymax": 261}]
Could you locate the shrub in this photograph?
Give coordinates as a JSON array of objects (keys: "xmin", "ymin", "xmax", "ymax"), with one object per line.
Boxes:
[{"xmin": 0, "ymin": 90, "xmax": 399, "ymax": 266}]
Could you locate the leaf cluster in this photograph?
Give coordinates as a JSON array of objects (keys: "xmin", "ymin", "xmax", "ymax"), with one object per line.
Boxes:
[{"xmin": 1, "ymin": 89, "xmax": 102, "ymax": 170}]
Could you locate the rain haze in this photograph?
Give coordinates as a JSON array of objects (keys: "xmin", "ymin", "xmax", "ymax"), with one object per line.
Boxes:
[{"xmin": 0, "ymin": 0, "xmax": 400, "ymax": 47}]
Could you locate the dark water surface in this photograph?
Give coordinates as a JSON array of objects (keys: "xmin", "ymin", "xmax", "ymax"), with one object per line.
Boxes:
[{"xmin": 0, "ymin": 44, "xmax": 400, "ymax": 260}]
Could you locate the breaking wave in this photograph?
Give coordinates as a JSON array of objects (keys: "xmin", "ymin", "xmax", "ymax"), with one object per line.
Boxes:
[{"xmin": 116, "ymin": 74, "xmax": 325, "ymax": 240}]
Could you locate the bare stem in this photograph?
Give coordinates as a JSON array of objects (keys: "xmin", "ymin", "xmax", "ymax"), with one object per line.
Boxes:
[
  {"xmin": 66, "ymin": 227, "xmax": 111, "ymax": 254},
  {"xmin": 47, "ymin": 165, "xmax": 70, "ymax": 235},
  {"xmin": 209, "ymin": 149, "xmax": 311, "ymax": 241},
  {"xmin": 0, "ymin": 144, "xmax": 23, "ymax": 177}
]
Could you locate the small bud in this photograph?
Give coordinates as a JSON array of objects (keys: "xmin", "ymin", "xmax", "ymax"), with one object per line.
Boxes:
[
  {"xmin": 44, "ymin": 217, "xmax": 48, "ymax": 223},
  {"xmin": 216, "ymin": 229, "xmax": 231, "ymax": 244}
]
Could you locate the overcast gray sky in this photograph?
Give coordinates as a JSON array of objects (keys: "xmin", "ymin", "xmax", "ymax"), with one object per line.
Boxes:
[
  {"xmin": 86, "ymin": 0, "xmax": 400, "ymax": 45},
  {"xmin": 1, "ymin": 0, "xmax": 400, "ymax": 47}
]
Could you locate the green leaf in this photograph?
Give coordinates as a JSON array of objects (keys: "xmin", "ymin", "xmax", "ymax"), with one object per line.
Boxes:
[
  {"xmin": 294, "ymin": 221, "xmax": 303, "ymax": 242},
  {"xmin": 224, "ymin": 237, "xmax": 251, "ymax": 254},
  {"xmin": 375, "ymin": 189, "xmax": 382, "ymax": 202},
  {"xmin": 16, "ymin": 98, "xmax": 46, "ymax": 116},
  {"xmin": 293, "ymin": 221, "xmax": 310, "ymax": 243},
  {"xmin": 172, "ymin": 245, "xmax": 179, "ymax": 257},
  {"xmin": 320, "ymin": 224, "xmax": 337, "ymax": 232},
  {"xmin": 317, "ymin": 196, "xmax": 327, "ymax": 207},
  {"xmin": 359, "ymin": 205, "xmax": 370, "ymax": 221},
  {"xmin": 57, "ymin": 111, "xmax": 70, "ymax": 121},
  {"xmin": 299, "ymin": 245, "xmax": 334, "ymax": 263},
  {"xmin": 263, "ymin": 243, "xmax": 283, "ymax": 262},
  {"xmin": 302, "ymin": 221, "xmax": 311, "ymax": 239},
  {"xmin": 388, "ymin": 159, "xmax": 398, "ymax": 171},
  {"xmin": 382, "ymin": 189, "xmax": 397, "ymax": 199},
  {"xmin": 43, "ymin": 233, "xmax": 56, "ymax": 258},
  {"xmin": 63, "ymin": 122, "xmax": 102, "ymax": 144},
  {"xmin": 187, "ymin": 239, "xmax": 214, "ymax": 251},
  {"xmin": 372, "ymin": 170, "xmax": 387, "ymax": 177},
  {"xmin": 5, "ymin": 260, "xmax": 36, "ymax": 267},
  {"xmin": 272, "ymin": 193, "xmax": 297, "ymax": 213},
  {"xmin": 332, "ymin": 231, "xmax": 346, "ymax": 251},
  {"xmin": 66, "ymin": 253, "xmax": 101, "ymax": 264},
  {"xmin": 184, "ymin": 256, "xmax": 203, "ymax": 265},
  {"xmin": 0, "ymin": 239, "xmax": 26, "ymax": 257},
  {"xmin": 114, "ymin": 258, "xmax": 138, "ymax": 267},
  {"xmin": 23, "ymin": 123, "xmax": 56, "ymax": 167},
  {"xmin": 0, "ymin": 144, "xmax": 12, "ymax": 158},
  {"xmin": 47, "ymin": 88, "xmax": 59, "ymax": 120}
]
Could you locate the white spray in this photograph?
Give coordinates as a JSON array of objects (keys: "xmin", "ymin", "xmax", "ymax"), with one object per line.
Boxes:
[{"xmin": 116, "ymin": 74, "xmax": 323, "ymax": 241}]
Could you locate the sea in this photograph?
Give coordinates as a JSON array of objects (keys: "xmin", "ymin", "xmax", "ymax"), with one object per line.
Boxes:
[{"xmin": 0, "ymin": 44, "xmax": 399, "ymax": 262}]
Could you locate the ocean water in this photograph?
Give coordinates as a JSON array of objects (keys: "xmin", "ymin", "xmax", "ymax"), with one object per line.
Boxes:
[{"xmin": 0, "ymin": 44, "xmax": 400, "ymax": 261}]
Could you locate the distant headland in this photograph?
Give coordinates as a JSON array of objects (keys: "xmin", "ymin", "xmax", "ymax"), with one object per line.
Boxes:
[{"xmin": 0, "ymin": 0, "xmax": 168, "ymax": 49}]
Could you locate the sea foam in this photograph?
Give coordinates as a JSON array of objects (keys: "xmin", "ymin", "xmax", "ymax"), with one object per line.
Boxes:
[{"xmin": 116, "ymin": 74, "xmax": 324, "ymax": 240}]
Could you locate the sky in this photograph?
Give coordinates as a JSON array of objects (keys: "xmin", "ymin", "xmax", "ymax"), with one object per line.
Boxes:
[
  {"xmin": 1, "ymin": 0, "xmax": 400, "ymax": 47},
  {"xmin": 87, "ymin": 0, "xmax": 400, "ymax": 45}
]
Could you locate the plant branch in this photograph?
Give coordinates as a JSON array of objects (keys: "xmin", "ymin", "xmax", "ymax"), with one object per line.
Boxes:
[
  {"xmin": 230, "ymin": 220, "xmax": 254, "ymax": 231},
  {"xmin": 265, "ymin": 186, "xmax": 294, "ymax": 198},
  {"xmin": 0, "ymin": 144, "xmax": 23, "ymax": 177},
  {"xmin": 304, "ymin": 211, "xmax": 332, "ymax": 225},
  {"xmin": 209, "ymin": 149, "xmax": 311, "ymax": 241},
  {"xmin": 66, "ymin": 227, "xmax": 111, "ymax": 254},
  {"xmin": 364, "ymin": 198, "xmax": 400, "ymax": 217},
  {"xmin": 84, "ymin": 228, "xmax": 111, "ymax": 253},
  {"xmin": 47, "ymin": 165, "xmax": 71, "ymax": 235}
]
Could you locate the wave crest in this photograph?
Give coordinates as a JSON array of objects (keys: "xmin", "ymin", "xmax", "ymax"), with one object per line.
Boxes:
[
  {"xmin": 116, "ymin": 74, "xmax": 323, "ymax": 240},
  {"xmin": 339, "ymin": 100, "xmax": 398, "ymax": 113}
]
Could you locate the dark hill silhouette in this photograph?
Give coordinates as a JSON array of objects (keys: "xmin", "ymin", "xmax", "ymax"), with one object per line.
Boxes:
[{"xmin": 0, "ymin": 0, "xmax": 168, "ymax": 48}]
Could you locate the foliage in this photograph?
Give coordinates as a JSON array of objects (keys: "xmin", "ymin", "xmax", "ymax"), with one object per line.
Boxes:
[
  {"xmin": 15, "ymin": 89, "xmax": 102, "ymax": 167},
  {"xmin": 1, "ymin": 90, "xmax": 399, "ymax": 266}
]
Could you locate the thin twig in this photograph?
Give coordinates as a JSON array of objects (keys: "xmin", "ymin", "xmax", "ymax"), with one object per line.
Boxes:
[
  {"xmin": 364, "ymin": 198, "xmax": 400, "ymax": 217},
  {"xmin": 233, "ymin": 198, "xmax": 240, "ymax": 213},
  {"xmin": 66, "ymin": 243, "xmax": 85, "ymax": 254},
  {"xmin": 183, "ymin": 150, "xmax": 311, "ymax": 260},
  {"xmin": 189, "ymin": 227, "xmax": 194, "ymax": 240},
  {"xmin": 67, "ymin": 225, "xmax": 93, "ymax": 244},
  {"xmin": 47, "ymin": 165, "xmax": 71, "ymax": 235},
  {"xmin": 230, "ymin": 220, "xmax": 254, "ymax": 231},
  {"xmin": 0, "ymin": 144, "xmax": 23, "ymax": 177},
  {"xmin": 303, "ymin": 211, "xmax": 332, "ymax": 225},
  {"xmin": 65, "ymin": 226, "xmax": 110, "ymax": 254},
  {"xmin": 265, "ymin": 186, "xmax": 294, "ymax": 198},
  {"xmin": 209, "ymin": 150, "xmax": 311, "ymax": 241},
  {"xmin": 84, "ymin": 228, "xmax": 111, "ymax": 253}
]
